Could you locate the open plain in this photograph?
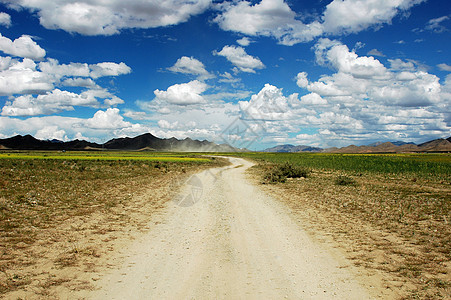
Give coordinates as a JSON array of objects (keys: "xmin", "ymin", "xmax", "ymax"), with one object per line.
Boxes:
[{"xmin": 0, "ymin": 152, "xmax": 449, "ymax": 299}]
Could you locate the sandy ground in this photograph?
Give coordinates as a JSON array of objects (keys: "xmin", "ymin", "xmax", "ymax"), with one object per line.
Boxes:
[{"xmin": 71, "ymin": 157, "xmax": 392, "ymax": 299}]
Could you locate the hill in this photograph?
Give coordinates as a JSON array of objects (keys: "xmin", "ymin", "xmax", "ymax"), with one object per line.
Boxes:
[
  {"xmin": 0, "ymin": 135, "xmax": 102, "ymax": 150},
  {"xmin": 262, "ymin": 144, "xmax": 322, "ymax": 153},
  {"xmin": 0, "ymin": 133, "xmax": 242, "ymax": 152}
]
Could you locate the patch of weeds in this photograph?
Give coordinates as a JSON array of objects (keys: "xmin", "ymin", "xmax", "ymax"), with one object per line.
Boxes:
[
  {"xmin": 263, "ymin": 163, "xmax": 309, "ymax": 183},
  {"xmin": 335, "ymin": 175, "xmax": 356, "ymax": 186}
]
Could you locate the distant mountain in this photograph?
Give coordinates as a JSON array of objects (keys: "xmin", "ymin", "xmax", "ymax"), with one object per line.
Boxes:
[
  {"xmin": 392, "ymin": 141, "xmax": 416, "ymax": 147},
  {"xmin": 262, "ymin": 137, "xmax": 450, "ymax": 154},
  {"xmin": 368, "ymin": 141, "xmax": 416, "ymax": 147},
  {"xmin": 325, "ymin": 138, "xmax": 451, "ymax": 153},
  {"xmin": 0, "ymin": 135, "xmax": 101, "ymax": 150},
  {"xmin": 0, "ymin": 133, "xmax": 243, "ymax": 152},
  {"xmin": 417, "ymin": 138, "xmax": 451, "ymax": 152},
  {"xmin": 103, "ymin": 133, "xmax": 240, "ymax": 152},
  {"xmin": 262, "ymin": 144, "xmax": 322, "ymax": 153}
]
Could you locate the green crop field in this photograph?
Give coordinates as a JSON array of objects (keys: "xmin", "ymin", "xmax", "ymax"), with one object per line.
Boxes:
[
  {"xmin": 0, "ymin": 151, "xmax": 211, "ymax": 162},
  {"xmin": 232, "ymin": 152, "xmax": 451, "ymax": 179}
]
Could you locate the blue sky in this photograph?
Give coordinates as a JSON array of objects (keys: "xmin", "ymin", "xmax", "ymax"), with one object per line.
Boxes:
[{"xmin": 0, "ymin": 0, "xmax": 449, "ymax": 150}]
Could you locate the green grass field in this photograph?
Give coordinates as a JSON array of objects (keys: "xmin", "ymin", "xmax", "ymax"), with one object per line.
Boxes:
[{"xmin": 231, "ymin": 152, "xmax": 451, "ymax": 179}]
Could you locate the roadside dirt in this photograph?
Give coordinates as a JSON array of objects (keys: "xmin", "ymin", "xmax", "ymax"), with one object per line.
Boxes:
[{"xmin": 65, "ymin": 157, "xmax": 395, "ymax": 299}]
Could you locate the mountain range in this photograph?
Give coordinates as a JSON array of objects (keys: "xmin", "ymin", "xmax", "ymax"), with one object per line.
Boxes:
[
  {"xmin": 0, "ymin": 133, "xmax": 241, "ymax": 152},
  {"xmin": 0, "ymin": 134, "xmax": 450, "ymax": 153},
  {"xmin": 262, "ymin": 137, "xmax": 451, "ymax": 153}
]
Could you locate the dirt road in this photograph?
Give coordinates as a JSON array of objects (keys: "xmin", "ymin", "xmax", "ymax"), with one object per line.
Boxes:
[{"xmin": 86, "ymin": 157, "xmax": 384, "ymax": 299}]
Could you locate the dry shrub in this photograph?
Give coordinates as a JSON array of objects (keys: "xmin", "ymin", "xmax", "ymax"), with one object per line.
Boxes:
[{"xmin": 263, "ymin": 162, "xmax": 309, "ymax": 183}]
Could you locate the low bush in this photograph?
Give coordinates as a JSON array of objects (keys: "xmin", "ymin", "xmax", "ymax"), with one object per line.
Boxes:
[
  {"xmin": 263, "ymin": 163, "xmax": 309, "ymax": 183},
  {"xmin": 335, "ymin": 175, "xmax": 356, "ymax": 186}
]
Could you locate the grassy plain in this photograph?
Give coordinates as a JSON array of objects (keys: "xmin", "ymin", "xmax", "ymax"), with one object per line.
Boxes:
[
  {"xmin": 238, "ymin": 152, "xmax": 450, "ymax": 299},
  {"xmin": 0, "ymin": 151, "xmax": 225, "ymax": 296}
]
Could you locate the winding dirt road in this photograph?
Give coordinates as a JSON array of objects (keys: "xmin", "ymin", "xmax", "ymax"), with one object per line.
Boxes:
[{"xmin": 87, "ymin": 157, "xmax": 382, "ymax": 299}]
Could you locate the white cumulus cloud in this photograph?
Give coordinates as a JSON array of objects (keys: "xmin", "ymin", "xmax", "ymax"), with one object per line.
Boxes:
[
  {"xmin": 90, "ymin": 62, "xmax": 131, "ymax": 79},
  {"xmin": 39, "ymin": 58, "xmax": 90, "ymax": 78},
  {"xmin": 276, "ymin": 39, "xmax": 450, "ymax": 146},
  {"xmin": 213, "ymin": 45, "xmax": 265, "ymax": 73},
  {"xmin": 85, "ymin": 108, "xmax": 131, "ymax": 129},
  {"xmin": 0, "ymin": 58, "xmax": 53, "ymax": 95},
  {"xmin": 239, "ymin": 83, "xmax": 300, "ymax": 120},
  {"xmin": 300, "ymin": 93, "xmax": 327, "ymax": 105},
  {"xmin": 61, "ymin": 77, "xmax": 98, "ymax": 88},
  {"xmin": 314, "ymin": 38, "xmax": 388, "ymax": 79},
  {"xmin": 215, "ymin": 0, "xmax": 425, "ymax": 45},
  {"xmin": 4, "ymin": 0, "xmax": 212, "ymax": 36},
  {"xmin": 237, "ymin": 37, "xmax": 252, "ymax": 47},
  {"xmin": 0, "ymin": 33, "xmax": 46, "ymax": 60},
  {"xmin": 39, "ymin": 58, "xmax": 131, "ymax": 80},
  {"xmin": 35, "ymin": 125, "xmax": 67, "ymax": 141},
  {"xmin": 167, "ymin": 56, "xmax": 213, "ymax": 80},
  {"xmin": 308, "ymin": 39, "xmax": 444, "ymax": 107},
  {"xmin": 154, "ymin": 80, "xmax": 208, "ymax": 105},
  {"xmin": 215, "ymin": 0, "xmax": 322, "ymax": 45},
  {"xmin": 296, "ymin": 72, "xmax": 309, "ymax": 88},
  {"xmin": 1, "ymin": 87, "xmax": 125, "ymax": 116},
  {"xmin": 0, "ymin": 33, "xmax": 132, "ymax": 97},
  {"xmin": 1, "ymin": 89, "xmax": 100, "ymax": 116},
  {"xmin": 321, "ymin": 0, "xmax": 425, "ymax": 35}
]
